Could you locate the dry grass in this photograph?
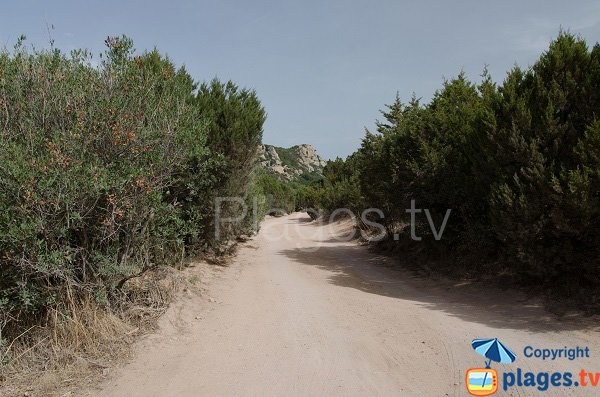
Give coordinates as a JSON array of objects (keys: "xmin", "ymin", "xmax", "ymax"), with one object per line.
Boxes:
[{"xmin": 0, "ymin": 267, "xmax": 184, "ymax": 397}]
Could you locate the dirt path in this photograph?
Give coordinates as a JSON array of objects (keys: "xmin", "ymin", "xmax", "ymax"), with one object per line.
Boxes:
[{"xmin": 95, "ymin": 213, "xmax": 600, "ymax": 397}]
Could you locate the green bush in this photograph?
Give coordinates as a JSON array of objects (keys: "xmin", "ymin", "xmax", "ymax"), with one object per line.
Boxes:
[
  {"xmin": 316, "ymin": 32, "xmax": 600, "ymax": 301},
  {"xmin": 0, "ymin": 36, "xmax": 265, "ymax": 336},
  {"xmin": 487, "ymin": 34, "xmax": 600, "ymax": 290},
  {"xmin": 254, "ymin": 172, "xmax": 297, "ymax": 214}
]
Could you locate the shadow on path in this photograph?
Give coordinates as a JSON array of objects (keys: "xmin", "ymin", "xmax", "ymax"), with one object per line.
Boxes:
[{"xmin": 279, "ymin": 218, "xmax": 599, "ymax": 334}]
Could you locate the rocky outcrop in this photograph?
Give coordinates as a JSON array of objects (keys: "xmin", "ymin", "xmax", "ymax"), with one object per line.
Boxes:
[
  {"xmin": 258, "ymin": 144, "xmax": 326, "ymax": 181},
  {"xmin": 295, "ymin": 144, "xmax": 327, "ymax": 172}
]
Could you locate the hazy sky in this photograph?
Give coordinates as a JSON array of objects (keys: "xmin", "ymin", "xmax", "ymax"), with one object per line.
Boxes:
[{"xmin": 2, "ymin": 1, "xmax": 599, "ymax": 159}]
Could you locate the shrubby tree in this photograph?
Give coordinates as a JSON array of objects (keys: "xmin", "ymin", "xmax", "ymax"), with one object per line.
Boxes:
[
  {"xmin": 0, "ymin": 36, "xmax": 266, "ymax": 337},
  {"xmin": 313, "ymin": 32, "xmax": 600, "ymax": 302},
  {"xmin": 192, "ymin": 79, "xmax": 266, "ymax": 242}
]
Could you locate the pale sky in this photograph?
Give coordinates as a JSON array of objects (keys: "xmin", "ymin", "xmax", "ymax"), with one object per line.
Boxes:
[{"xmin": 2, "ymin": 1, "xmax": 599, "ymax": 159}]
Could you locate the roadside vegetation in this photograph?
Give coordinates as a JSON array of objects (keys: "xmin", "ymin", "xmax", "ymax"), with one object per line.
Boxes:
[
  {"xmin": 299, "ymin": 32, "xmax": 600, "ymax": 308},
  {"xmin": 0, "ymin": 35, "xmax": 267, "ymax": 391},
  {"xmin": 1, "ymin": 28, "xmax": 598, "ymax": 396}
]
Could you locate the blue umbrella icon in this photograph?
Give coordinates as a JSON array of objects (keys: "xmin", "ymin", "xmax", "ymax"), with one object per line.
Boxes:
[{"xmin": 471, "ymin": 338, "xmax": 517, "ymax": 388}]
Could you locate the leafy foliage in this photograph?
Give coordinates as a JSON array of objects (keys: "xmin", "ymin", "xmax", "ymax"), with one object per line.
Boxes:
[
  {"xmin": 311, "ymin": 33, "xmax": 600, "ymax": 301},
  {"xmin": 0, "ymin": 37, "xmax": 265, "ymax": 336}
]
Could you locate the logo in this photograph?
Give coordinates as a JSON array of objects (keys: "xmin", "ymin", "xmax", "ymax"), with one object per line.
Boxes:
[
  {"xmin": 466, "ymin": 368, "xmax": 498, "ymax": 396},
  {"xmin": 466, "ymin": 340, "xmax": 598, "ymax": 393},
  {"xmin": 466, "ymin": 338, "xmax": 517, "ymax": 396}
]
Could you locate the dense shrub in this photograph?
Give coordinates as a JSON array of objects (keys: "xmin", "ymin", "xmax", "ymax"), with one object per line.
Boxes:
[
  {"xmin": 312, "ymin": 33, "xmax": 600, "ymax": 301},
  {"xmin": 487, "ymin": 34, "xmax": 600, "ymax": 291},
  {"xmin": 168, "ymin": 79, "xmax": 266, "ymax": 247},
  {"xmin": 254, "ymin": 172, "xmax": 297, "ymax": 214},
  {"xmin": 0, "ymin": 36, "xmax": 265, "ymax": 337}
]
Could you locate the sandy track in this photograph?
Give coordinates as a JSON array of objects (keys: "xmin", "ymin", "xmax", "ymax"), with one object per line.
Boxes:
[{"xmin": 96, "ymin": 213, "xmax": 600, "ymax": 397}]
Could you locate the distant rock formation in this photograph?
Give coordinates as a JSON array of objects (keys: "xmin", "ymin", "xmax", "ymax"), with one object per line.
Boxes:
[{"xmin": 258, "ymin": 144, "xmax": 327, "ymax": 181}]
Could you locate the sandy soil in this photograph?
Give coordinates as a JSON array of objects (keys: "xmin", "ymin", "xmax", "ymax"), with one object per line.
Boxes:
[{"xmin": 94, "ymin": 213, "xmax": 600, "ymax": 397}]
